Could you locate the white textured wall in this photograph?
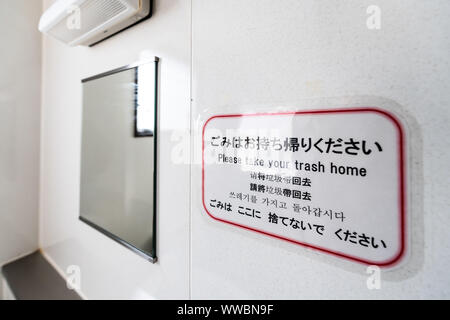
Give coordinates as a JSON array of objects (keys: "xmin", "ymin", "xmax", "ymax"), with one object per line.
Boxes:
[
  {"xmin": 40, "ymin": 0, "xmax": 450, "ymax": 299},
  {"xmin": 0, "ymin": 0, "xmax": 41, "ymax": 266},
  {"xmin": 191, "ymin": 0, "xmax": 450, "ymax": 299},
  {"xmin": 40, "ymin": 0, "xmax": 191, "ymax": 299}
]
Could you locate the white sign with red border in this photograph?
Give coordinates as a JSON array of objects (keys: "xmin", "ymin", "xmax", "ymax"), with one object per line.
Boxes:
[{"xmin": 202, "ymin": 108, "xmax": 406, "ymax": 267}]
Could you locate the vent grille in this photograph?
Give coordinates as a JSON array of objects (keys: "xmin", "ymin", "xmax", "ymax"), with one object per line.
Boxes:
[{"xmin": 49, "ymin": 0, "xmax": 128, "ymax": 43}]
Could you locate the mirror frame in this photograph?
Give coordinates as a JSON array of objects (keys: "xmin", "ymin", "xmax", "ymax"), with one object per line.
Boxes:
[{"xmin": 79, "ymin": 58, "xmax": 159, "ymax": 263}]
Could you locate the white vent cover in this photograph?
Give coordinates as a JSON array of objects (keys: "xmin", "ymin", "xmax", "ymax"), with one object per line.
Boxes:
[{"xmin": 39, "ymin": 0, "xmax": 151, "ymax": 46}]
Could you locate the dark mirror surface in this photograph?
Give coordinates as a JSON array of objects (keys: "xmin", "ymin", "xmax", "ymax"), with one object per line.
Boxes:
[{"xmin": 80, "ymin": 60, "xmax": 157, "ymax": 262}]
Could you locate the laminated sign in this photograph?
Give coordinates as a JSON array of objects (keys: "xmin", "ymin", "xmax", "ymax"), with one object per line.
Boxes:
[{"xmin": 202, "ymin": 108, "xmax": 406, "ymax": 266}]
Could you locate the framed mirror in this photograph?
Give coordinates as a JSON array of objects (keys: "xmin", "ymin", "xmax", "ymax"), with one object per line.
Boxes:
[{"xmin": 79, "ymin": 59, "xmax": 159, "ymax": 262}]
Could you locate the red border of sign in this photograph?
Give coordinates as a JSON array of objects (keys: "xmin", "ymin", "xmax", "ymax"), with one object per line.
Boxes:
[{"xmin": 202, "ymin": 108, "xmax": 406, "ymax": 267}]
